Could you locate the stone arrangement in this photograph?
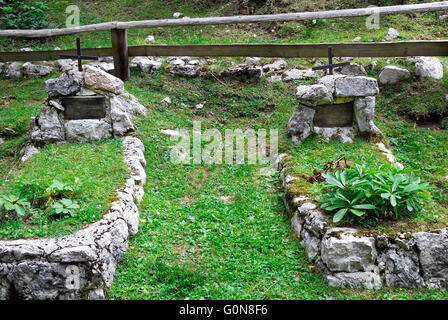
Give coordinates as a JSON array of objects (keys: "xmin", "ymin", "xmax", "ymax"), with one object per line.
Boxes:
[
  {"xmin": 277, "ymin": 154, "xmax": 448, "ymax": 290},
  {"xmin": 0, "ymin": 136, "xmax": 146, "ymax": 300},
  {"xmin": 287, "ymin": 75, "xmax": 381, "ymax": 144},
  {"xmin": 29, "ymin": 65, "xmax": 146, "ymax": 146}
]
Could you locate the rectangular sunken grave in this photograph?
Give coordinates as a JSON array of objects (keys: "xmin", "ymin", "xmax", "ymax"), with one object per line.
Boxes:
[
  {"xmin": 313, "ymin": 102, "xmax": 354, "ymax": 127},
  {"xmin": 62, "ymin": 95, "xmax": 107, "ymax": 120}
]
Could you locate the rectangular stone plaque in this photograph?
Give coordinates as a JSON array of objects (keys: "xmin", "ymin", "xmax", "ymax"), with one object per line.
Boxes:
[
  {"xmin": 313, "ymin": 102, "xmax": 354, "ymax": 127},
  {"xmin": 62, "ymin": 95, "xmax": 106, "ymax": 120}
]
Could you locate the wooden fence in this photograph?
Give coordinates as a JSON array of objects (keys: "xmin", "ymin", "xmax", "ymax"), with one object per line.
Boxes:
[{"xmin": 0, "ymin": 2, "xmax": 448, "ymax": 80}]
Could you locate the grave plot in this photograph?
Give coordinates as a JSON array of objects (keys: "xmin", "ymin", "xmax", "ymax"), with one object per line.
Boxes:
[
  {"xmin": 279, "ymin": 66, "xmax": 448, "ymax": 290},
  {"xmin": 0, "ymin": 66, "xmax": 148, "ymax": 299}
]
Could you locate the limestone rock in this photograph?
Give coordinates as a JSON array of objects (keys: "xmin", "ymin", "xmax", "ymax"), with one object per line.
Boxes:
[
  {"xmin": 110, "ymin": 96, "xmax": 135, "ymax": 136},
  {"xmin": 245, "ymin": 57, "xmax": 261, "ymax": 65},
  {"xmin": 30, "ymin": 104, "xmax": 65, "ymax": 145},
  {"xmin": 22, "ymin": 62, "xmax": 53, "ymax": 78},
  {"xmin": 99, "ymin": 56, "xmax": 114, "ymax": 63},
  {"xmin": 88, "ymin": 288, "xmax": 105, "ymax": 300},
  {"xmin": 327, "ymin": 271, "xmax": 382, "ymax": 290},
  {"xmin": 413, "ymin": 230, "xmax": 448, "ymax": 288},
  {"xmin": 267, "ymin": 74, "xmax": 282, "ymax": 83},
  {"xmin": 340, "ymin": 63, "xmax": 367, "ymax": 76},
  {"xmin": 45, "ymin": 72, "xmax": 80, "ymax": 96},
  {"xmin": 300, "ymin": 205, "xmax": 328, "ymax": 238},
  {"xmin": 321, "ymin": 228, "xmax": 377, "ymax": 272},
  {"xmin": 119, "ymin": 92, "xmax": 147, "ymax": 117},
  {"xmin": 5, "ymin": 62, "xmax": 23, "ymax": 79},
  {"xmin": 89, "ymin": 62, "xmax": 115, "ymax": 74},
  {"xmin": 282, "ymin": 69, "xmax": 318, "ymax": 82},
  {"xmin": 160, "ymin": 97, "xmax": 172, "ymax": 106},
  {"xmin": 295, "ymin": 84, "xmax": 333, "ymax": 107},
  {"xmin": 57, "ymin": 59, "xmax": 77, "ymax": 72},
  {"xmin": 84, "ymin": 65, "xmax": 124, "ymax": 94},
  {"xmin": 317, "ymin": 74, "xmax": 346, "ymax": 95},
  {"xmin": 144, "ymin": 35, "xmax": 155, "ymax": 44},
  {"xmin": 287, "ymin": 105, "xmax": 315, "ymax": 143},
  {"xmin": 20, "ymin": 145, "xmax": 40, "ymax": 163},
  {"xmin": 378, "ymin": 246, "xmax": 425, "ymax": 289},
  {"xmin": 378, "ymin": 66, "xmax": 411, "ymax": 84},
  {"xmin": 167, "ymin": 63, "xmax": 200, "ymax": 77},
  {"xmin": 313, "ymin": 127, "xmax": 355, "ymax": 143},
  {"xmin": 218, "ymin": 64, "xmax": 263, "ymax": 82},
  {"xmin": 137, "ymin": 58, "xmax": 162, "ymax": 74},
  {"xmin": 354, "ymin": 96, "xmax": 380, "ymax": 134},
  {"xmin": 385, "ymin": 27, "xmax": 400, "ymax": 41},
  {"xmin": 414, "ymin": 57, "xmax": 444, "ymax": 80},
  {"xmin": 64, "ymin": 120, "xmax": 112, "ymax": 142},
  {"xmin": 335, "ymin": 76, "xmax": 379, "ymax": 97},
  {"xmin": 302, "ymin": 230, "xmax": 321, "ymax": 259},
  {"xmin": 262, "ymin": 59, "xmax": 287, "ymax": 73}
]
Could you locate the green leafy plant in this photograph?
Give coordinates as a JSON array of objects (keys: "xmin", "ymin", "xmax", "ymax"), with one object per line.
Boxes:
[
  {"xmin": 11, "ymin": 179, "xmax": 45, "ymax": 207},
  {"xmin": 43, "ymin": 178, "xmax": 81, "ymax": 200},
  {"xmin": 0, "ymin": 0, "xmax": 56, "ymax": 30},
  {"xmin": 320, "ymin": 163, "xmax": 432, "ymax": 223},
  {"xmin": 0, "ymin": 193, "xmax": 30, "ymax": 219},
  {"xmin": 50, "ymin": 199, "xmax": 80, "ymax": 217}
]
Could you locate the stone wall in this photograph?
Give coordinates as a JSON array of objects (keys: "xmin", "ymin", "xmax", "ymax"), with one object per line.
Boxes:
[
  {"xmin": 30, "ymin": 66, "xmax": 146, "ymax": 147},
  {"xmin": 288, "ymin": 75, "xmax": 381, "ymax": 144},
  {"xmin": 277, "ymin": 154, "xmax": 448, "ymax": 290},
  {"xmin": 0, "ymin": 136, "xmax": 146, "ymax": 300}
]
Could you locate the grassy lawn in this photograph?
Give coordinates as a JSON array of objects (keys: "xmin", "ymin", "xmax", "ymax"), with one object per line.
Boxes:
[
  {"xmin": 0, "ymin": 74, "xmax": 129, "ymax": 239},
  {"xmin": 107, "ymin": 71, "xmax": 448, "ymax": 299},
  {"xmin": 0, "ymin": 138, "xmax": 128, "ymax": 239}
]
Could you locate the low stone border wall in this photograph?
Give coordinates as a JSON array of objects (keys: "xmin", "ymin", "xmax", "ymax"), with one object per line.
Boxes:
[
  {"xmin": 276, "ymin": 153, "xmax": 448, "ymax": 290},
  {"xmin": 0, "ymin": 136, "xmax": 146, "ymax": 300}
]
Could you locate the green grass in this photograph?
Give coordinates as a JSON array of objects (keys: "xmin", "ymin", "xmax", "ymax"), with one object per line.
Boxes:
[
  {"xmin": 0, "ymin": 138, "xmax": 128, "ymax": 239},
  {"xmin": 107, "ymin": 71, "xmax": 448, "ymax": 300}
]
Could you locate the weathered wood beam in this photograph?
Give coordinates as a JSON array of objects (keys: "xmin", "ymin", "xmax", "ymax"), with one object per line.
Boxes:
[
  {"xmin": 0, "ymin": 22, "xmax": 118, "ymax": 38},
  {"xmin": 0, "ymin": 2, "xmax": 447, "ymax": 38},
  {"xmin": 0, "ymin": 47, "xmax": 113, "ymax": 62},
  {"xmin": 127, "ymin": 41, "xmax": 448, "ymax": 58},
  {"xmin": 118, "ymin": 2, "xmax": 448, "ymax": 30},
  {"xmin": 111, "ymin": 29, "xmax": 130, "ymax": 81},
  {"xmin": 1, "ymin": 41, "xmax": 448, "ymax": 62}
]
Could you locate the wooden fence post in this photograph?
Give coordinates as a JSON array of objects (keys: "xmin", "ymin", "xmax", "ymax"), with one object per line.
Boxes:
[{"xmin": 111, "ymin": 28, "xmax": 129, "ymax": 81}]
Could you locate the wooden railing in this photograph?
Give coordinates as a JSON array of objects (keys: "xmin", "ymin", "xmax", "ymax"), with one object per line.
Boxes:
[{"xmin": 0, "ymin": 2, "xmax": 447, "ymax": 80}]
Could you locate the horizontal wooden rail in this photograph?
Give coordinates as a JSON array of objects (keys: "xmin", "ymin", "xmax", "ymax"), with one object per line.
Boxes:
[
  {"xmin": 127, "ymin": 41, "xmax": 448, "ymax": 58},
  {"xmin": 0, "ymin": 47, "xmax": 113, "ymax": 62},
  {"xmin": 1, "ymin": 41, "xmax": 447, "ymax": 62},
  {"xmin": 0, "ymin": 2, "xmax": 447, "ymax": 38}
]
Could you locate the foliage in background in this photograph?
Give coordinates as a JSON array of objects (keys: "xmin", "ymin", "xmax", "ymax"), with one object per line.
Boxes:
[
  {"xmin": 0, "ymin": 194, "xmax": 30, "ymax": 220},
  {"xmin": 320, "ymin": 163, "xmax": 432, "ymax": 223},
  {"xmin": 0, "ymin": 178, "xmax": 81, "ymax": 222},
  {"xmin": 0, "ymin": 0, "xmax": 56, "ymax": 30},
  {"xmin": 50, "ymin": 198, "xmax": 80, "ymax": 218}
]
